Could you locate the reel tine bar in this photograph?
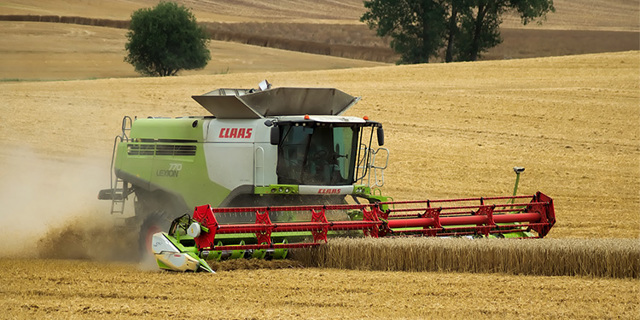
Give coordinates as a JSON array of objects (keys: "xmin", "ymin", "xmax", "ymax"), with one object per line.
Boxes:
[{"xmin": 190, "ymin": 192, "xmax": 555, "ymax": 251}]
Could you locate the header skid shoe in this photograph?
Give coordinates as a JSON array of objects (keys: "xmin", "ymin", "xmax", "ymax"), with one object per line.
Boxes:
[{"xmin": 152, "ymin": 233, "xmax": 214, "ymax": 273}]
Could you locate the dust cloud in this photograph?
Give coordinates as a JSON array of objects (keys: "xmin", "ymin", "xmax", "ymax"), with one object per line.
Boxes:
[{"xmin": 0, "ymin": 147, "xmax": 137, "ymax": 261}]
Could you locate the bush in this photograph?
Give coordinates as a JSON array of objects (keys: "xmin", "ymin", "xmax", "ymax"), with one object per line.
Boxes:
[{"xmin": 124, "ymin": 1, "xmax": 210, "ymax": 76}]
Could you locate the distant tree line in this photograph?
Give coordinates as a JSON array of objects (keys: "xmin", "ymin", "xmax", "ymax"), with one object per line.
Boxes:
[{"xmin": 361, "ymin": 0, "xmax": 555, "ymax": 64}]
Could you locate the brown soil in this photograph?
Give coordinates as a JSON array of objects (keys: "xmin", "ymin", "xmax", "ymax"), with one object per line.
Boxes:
[{"xmin": 202, "ymin": 22, "xmax": 639, "ymax": 63}]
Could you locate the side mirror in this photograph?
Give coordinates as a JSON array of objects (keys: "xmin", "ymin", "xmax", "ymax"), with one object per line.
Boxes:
[
  {"xmin": 270, "ymin": 127, "xmax": 280, "ymax": 145},
  {"xmin": 376, "ymin": 127, "xmax": 384, "ymax": 146}
]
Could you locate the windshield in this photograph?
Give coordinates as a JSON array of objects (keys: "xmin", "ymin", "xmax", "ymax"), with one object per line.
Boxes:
[{"xmin": 277, "ymin": 125, "xmax": 358, "ymax": 185}]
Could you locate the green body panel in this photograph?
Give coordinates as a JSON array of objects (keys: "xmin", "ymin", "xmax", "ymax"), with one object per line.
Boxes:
[
  {"xmin": 116, "ymin": 118, "xmax": 384, "ymax": 213},
  {"xmin": 129, "ymin": 118, "xmax": 205, "ymax": 142},
  {"xmin": 115, "ymin": 118, "xmax": 232, "ymax": 210}
]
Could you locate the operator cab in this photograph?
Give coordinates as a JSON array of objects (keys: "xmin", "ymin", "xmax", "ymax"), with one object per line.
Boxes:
[
  {"xmin": 192, "ymin": 82, "xmax": 388, "ymax": 203},
  {"xmin": 271, "ymin": 116, "xmax": 383, "ymax": 187}
]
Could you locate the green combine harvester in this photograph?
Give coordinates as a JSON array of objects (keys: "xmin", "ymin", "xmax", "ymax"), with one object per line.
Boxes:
[{"xmin": 99, "ymin": 81, "xmax": 555, "ymax": 273}]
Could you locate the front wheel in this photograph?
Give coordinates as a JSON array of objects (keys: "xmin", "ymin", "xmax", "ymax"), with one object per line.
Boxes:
[{"xmin": 138, "ymin": 212, "xmax": 172, "ymax": 263}]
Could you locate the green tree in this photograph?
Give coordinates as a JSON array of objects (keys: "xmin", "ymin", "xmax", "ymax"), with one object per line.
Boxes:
[
  {"xmin": 362, "ymin": 0, "xmax": 554, "ymax": 63},
  {"xmin": 124, "ymin": 1, "xmax": 210, "ymax": 76},
  {"xmin": 443, "ymin": 0, "xmax": 471, "ymax": 62},
  {"xmin": 361, "ymin": 0, "xmax": 447, "ymax": 64},
  {"xmin": 453, "ymin": 1, "xmax": 503, "ymax": 61},
  {"xmin": 454, "ymin": 0, "xmax": 555, "ymax": 61}
]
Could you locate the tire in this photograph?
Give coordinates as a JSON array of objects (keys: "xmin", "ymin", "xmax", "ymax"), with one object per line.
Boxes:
[
  {"xmin": 138, "ymin": 211, "xmax": 172, "ymax": 258},
  {"xmin": 132, "ymin": 189, "xmax": 187, "ymax": 258}
]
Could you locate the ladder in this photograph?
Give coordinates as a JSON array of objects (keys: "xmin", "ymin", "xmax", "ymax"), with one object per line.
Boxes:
[{"xmin": 108, "ymin": 116, "xmax": 133, "ymax": 215}]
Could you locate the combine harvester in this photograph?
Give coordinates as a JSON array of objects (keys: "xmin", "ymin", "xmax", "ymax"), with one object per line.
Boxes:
[{"xmin": 99, "ymin": 81, "xmax": 555, "ymax": 273}]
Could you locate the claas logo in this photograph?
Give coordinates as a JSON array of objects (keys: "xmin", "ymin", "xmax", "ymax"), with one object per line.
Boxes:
[{"xmin": 219, "ymin": 128, "xmax": 252, "ymax": 139}]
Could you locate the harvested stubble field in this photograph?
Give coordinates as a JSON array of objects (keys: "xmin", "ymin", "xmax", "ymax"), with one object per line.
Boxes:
[
  {"xmin": 3, "ymin": 0, "xmax": 639, "ymax": 28},
  {"xmin": 1, "ymin": 258, "xmax": 638, "ymax": 319},
  {"xmin": 1, "ymin": 0, "xmax": 638, "ymax": 79},
  {"xmin": 0, "ymin": 20, "xmax": 386, "ymax": 81},
  {"xmin": 1, "ymin": 50, "xmax": 638, "ymax": 319},
  {"xmin": 1, "ymin": 0, "xmax": 639, "ymax": 319}
]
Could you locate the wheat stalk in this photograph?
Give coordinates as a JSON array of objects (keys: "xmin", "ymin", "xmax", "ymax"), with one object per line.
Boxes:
[{"xmin": 292, "ymin": 238, "xmax": 639, "ymax": 278}]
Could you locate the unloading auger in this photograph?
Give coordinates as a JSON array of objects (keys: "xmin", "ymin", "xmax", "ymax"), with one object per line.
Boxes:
[{"xmin": 152, "ymin": 191, "xmax": 555, "ymax": 273}]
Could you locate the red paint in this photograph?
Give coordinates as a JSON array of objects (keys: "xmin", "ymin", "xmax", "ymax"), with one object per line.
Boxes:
[
  {"xmin": 189, "ymin": 192, "xmax": 556, "ymax": 251},
  {"xmin": 219, "ymin": 128, "xmax": 252, "ymax": 139},
  {"xmin": 318, "ymin": 188, "xmax": 341, "ymax": 194}
]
